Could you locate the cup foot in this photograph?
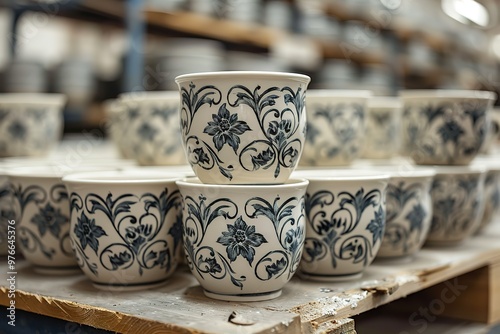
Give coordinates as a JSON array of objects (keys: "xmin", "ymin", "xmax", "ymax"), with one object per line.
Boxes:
[
  {"xmin": 299, "ymin": 271, "xmax": 363, "ymax": 282},
  {"xmin": 33, "ymin": 265, "xmax": 82, "ymax": 275},
  {"xmin": 92, "ymin": 278, "xmax": 169, "ymax": 292},
  {"xmin": 203, "ymin": 289, "xmax": 282, "ymax": 302}
]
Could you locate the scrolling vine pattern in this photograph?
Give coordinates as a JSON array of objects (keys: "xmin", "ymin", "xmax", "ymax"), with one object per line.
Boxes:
[
  {"xmin": 10, "ymin": 183, "xmax": 70, "ymax": 260},
  {"xmin": 302, "ymin": 188, "xmax": 384, "ymax": 269},
  {"xmin": 182, "ymin": 193, "xmax": 305, "ymax": 289},
  {"xmin": 69, "ymin": 190, "xmax": 182, "ymax": 276},
  {"xmin": 180, "ymin": 82, "xmax": 306, "ymax": 181}
]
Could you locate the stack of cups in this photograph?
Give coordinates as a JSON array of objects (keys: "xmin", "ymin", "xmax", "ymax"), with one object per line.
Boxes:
[
  {"xmin": 174, "ymin": 71, "xmax": 311, "ymax": 301},
  {"xmin": 399, "ymin": 90, "xmax": 497, "ymax": 245}
]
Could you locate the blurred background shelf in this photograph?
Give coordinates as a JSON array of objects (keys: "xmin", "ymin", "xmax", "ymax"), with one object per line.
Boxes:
[
  {"xmin": 0, "ymin": 0, "xmax": 500, "ymax": 131},
  {"xmin": 1, "ymin": 221, "xmax": 499, "ymax": 333}
]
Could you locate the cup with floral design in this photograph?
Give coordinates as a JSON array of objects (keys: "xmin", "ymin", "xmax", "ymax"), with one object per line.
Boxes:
[
  {"xmin": 472, "ymin": 157, "xmax": 500, "ymax": 233},
  {"xmin": 361, "ymin": 97, "xmax": 403, "ymax": 159},
  {"xmin": 175, "ymin": 71, "xmax": 310, "ymax": 184},
  {"xmin": 116, "ymin": 91, "xmax": 187, "ymax": 166},
  {"xmin": 63, "ymin": 170, "xmax": 184, "ymax": 290},
  {"xmin": 292, "ymin": 169, "xmax": 388, "ymax": 281},
  {"xmin": 400, "ymin": 90, "xmax": 496, "ymax": 165},
  {"xmin": 7, "ymin": 166, "xmax": 80, "ymax": 274},
  {"xmin": 300, "ymin": 90, "xmax": 372, "ymax": 166},
  {"xmin": 0, "ymin": 93, "xmax": 66, "ymax": 157},
  {"xmin": 427, "ymin": 165, "xmax": 486, "ymax": 245},
  {"xmin": 369, "ymin": 166, "xmax": 435, "ymax": 258},
  {"xmin": 176, "ymin": 177, "xmax": 308, "ymax": 301}
]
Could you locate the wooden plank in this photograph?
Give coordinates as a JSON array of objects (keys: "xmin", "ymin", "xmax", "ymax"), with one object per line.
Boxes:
[
  {"xmin": 144, "ymin": 10, "xmax": 280, "ymax": 49},
  {"xmin": 1, "ymin": 220, "xmax": 499, "ymax": 333},
  {"xmin": 490, "ymin": 262, "xmax": 500, "ymax": 323}
]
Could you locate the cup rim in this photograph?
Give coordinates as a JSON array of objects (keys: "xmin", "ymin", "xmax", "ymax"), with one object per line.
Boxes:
[
  {"xmin": 368, "ymin": 96, "xmax": 402, "ymax": 109},
  {"xmin": 175, "ymin": 71, "xmax": 311, "ymax": 84},
  {"xmin": 118, "ymin": 91, "xmax": 179, "ymax": 102},
  {"xmin": 292, "ymin": 169, "xmax": 390, "ymax": 181},
  {"xmin": 0, "ymin": 93, "xmax": 66, "ymax": 106},
  {"xmin": 306, "ymin": 89, "xmax": 373, "ymax": 98},
  {"xmin": 62, "ymin": 170, "xmax": 183, "ymax": 184},
  {"xmin": 431, "ymin": 165, "xmax": 486, "ymax": 175},
  {"xmin": 399, "ymin": 90, "xmax": 496, "ymax": 100},
  {"xmin": 176, "ymin": 177, "xmax": 309, "ymax": 189},
  {"xmin": 360, "ymin": 165, "xmax": 436, "ymax": 178}
]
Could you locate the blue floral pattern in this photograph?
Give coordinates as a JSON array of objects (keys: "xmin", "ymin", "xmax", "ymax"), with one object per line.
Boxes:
[
  {"xmin": 302, "ymin": 188, "xmax": 384, "ymax": 272},
  {"xmin": 69, "ymin": 189, "xmax": 181, "ymax": 277},
  {"xmin": 381, "ymin": 181, "xmax": 428, "ymax": 255},
  {"xmin": 428, "ymin": 174, "xmax": 484, "ymax": 241},
  {"xmin": 303, "ymin": 103, "xmax": 364, "ymax": 165},
  {"xmin": 180, "ymin": 82, "xmax": 306, "ymax": 181},
  {"xmin": 10, "ymin": 183, "xmax": 72, "ymax": 259},
  {"xmin": 402, "ymin": 101, "xmax": 488, "ymax": 164},
  {"xmin": 182, "ymin": 193, "xmax": 305, "ymax": 289}
]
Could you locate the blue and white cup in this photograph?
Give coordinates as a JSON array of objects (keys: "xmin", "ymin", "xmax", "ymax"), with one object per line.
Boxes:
[
  {"xmin": 400, "ymin": 90, "xmax": 496, "ymax": 165},
  {"xmin": 176, "ymin": 177, "xmax": 308, "ymax": 301},
  {"xmin": 427, "ymin": 165, "xmax": 486, "ymax": 245},
  {"xmin": 117, "ymin": 91, "xmax": 187, "ymax": 166},
  {"xmin": 63, "ymin": 170, "xmax": 184, "ymax": 290},
  {"xmin": 293, "ymin": 169, "xmax": 389, "ymax": 281},
  {"xmin": 175, "ymin": 71, "xmax": 310, "ymax": 184},
  {"xmin": 301, "ymin": 90, "xmax": 372, "ymax": 166},
  {"xmin": 0, "ymin": 94, "xmax": 66, "ymax": 157}
]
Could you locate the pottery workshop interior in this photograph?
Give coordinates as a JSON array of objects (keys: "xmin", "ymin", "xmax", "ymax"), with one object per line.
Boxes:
[{"xmin": 0, "ymin": 1, "xmax": 500, "ymax": 334}]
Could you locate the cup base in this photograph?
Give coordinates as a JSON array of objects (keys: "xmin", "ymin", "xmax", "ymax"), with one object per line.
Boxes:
[
  {"xmin": 33, "ymin": 265, "xmax": 82, "ymax": 276},
  {"xmin": 91, "ymin": 278, "xmax": 169, "ymax": 292},
  {"xmin": 203, "ymin": 289, "xmax": 282, "ymax": 302},
  {"xmin": 299, "ymin": 271, "xmax": 363, "ymax": 282}
]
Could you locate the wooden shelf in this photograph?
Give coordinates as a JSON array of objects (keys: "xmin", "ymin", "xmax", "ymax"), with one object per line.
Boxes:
[{"xmin": 1, "ymin": 221, "xmax": 499, "ymax": 333}]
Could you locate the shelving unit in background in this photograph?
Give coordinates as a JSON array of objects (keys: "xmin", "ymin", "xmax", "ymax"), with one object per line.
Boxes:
[{"xmin": 1, "ymin": 0, "xmax": 499, "ymax": 126}]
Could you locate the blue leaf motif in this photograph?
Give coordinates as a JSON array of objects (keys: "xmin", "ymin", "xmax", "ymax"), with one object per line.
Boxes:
[
  {"xmin": 265, "ymin": 257, "xmax": 287, "ymax": 279},
  {"xmin": 366, "ymin": 206, "xmax": 385, "ymax": 244}
]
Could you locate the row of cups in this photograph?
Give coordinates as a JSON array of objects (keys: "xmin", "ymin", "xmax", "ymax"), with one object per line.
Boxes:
[
  {"xmin": 1, "ymin": 71, "xmax": 499, "ymax": 303},
  {"xmin": 105, "ymin": 72, "xmax": 499, "ymax": 181},
  {"xmin": 0, "ymin": 155, "xmax": 498, "ymax": 301}
]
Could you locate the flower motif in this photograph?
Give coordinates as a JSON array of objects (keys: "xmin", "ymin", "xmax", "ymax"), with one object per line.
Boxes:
[
  {"xmin": 31, "ymin": 203, "xmax": 68, "ymax": 238},
  {"xmin": 8, "ymin": 120, "xmax": 26, "ymax": 140},
  {"xmin": 366, "ymin": 206, "xmax": 385, "ymax": 244},
  {"xmin": 74, "ymin": 212, "xmax": 107, "ymax": 254},
  {"xmin": 438, "ymin": 120, "xmax": 464, "ymax": 145},
  {"xmin": 125, "ymin": 224, "xmax": 152, "ymax": 254},
  {"xmin": 406, "ymin": 203, "xmax": 426, "ymax": 233},
  {"xmin": 267, "ymin": 119, "xmax": 292, "ymax": 146},
  {"xmin": 202, "ymin": 256, "xmax": 222, "ymax": 274},
  {"xmin": 137, "ymin": 122, "xmax": 158, "ymax": 141},
  {"xmin": 204, "ymin": 103, "xmax": 251, "ymax": 152},
  {"xmin": 217, "ymin": 216, "xmax": 267, "ymax": 265},
  {"xmin": 192, "ymin": 147, "xmax": 210, "ymax": 165}
]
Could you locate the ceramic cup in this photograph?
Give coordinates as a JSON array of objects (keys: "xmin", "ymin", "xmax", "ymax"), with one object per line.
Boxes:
[
  {"xmin": 176, "ymin": 178, "xmax": 308, "ymax": 301},
  {"xmin": 117, "ymin": 91, "xmax": 187, "ymax": 166},
  {"xmin": 400, "ymin": 90, "xmax": 496, "ymax": 165},
  {"xmin": 62, "ymin": 170, "xmax": 184, "ymax": 290},
  {"xmin": 361, "ymin": 97, "xmax": 403, "ymax": 159},
  {"xmin": 373, "ymin": 166, "xmax": 435, "ymax": 258},
  {"xmin": 293, "ymin": 169, "xmax": 389, "ymax": 281},
  {"xmin": 0, "ymin": 94, "xmax": 66, "ymax": 157},
  {"xmin": 175, "ymin": 71, "xmax": 310, "ymax": 184},
  {"xmin": 300, "ymin": 90, "xmax": 372, "ymax": 166},
  {"xmin": 473, "ymin": 157, "xmax": 500, "ymax": 233},
  {"xmin": 481, "ymin": 107, "xmax": 500, "ymax": 154},
  {"xmin": 8, "ymin": 166, "xmax": 79, "ymax": 274},
  {"xmin": 427, "ymin": 166, "xmax": 486, "ymax": 245}
]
